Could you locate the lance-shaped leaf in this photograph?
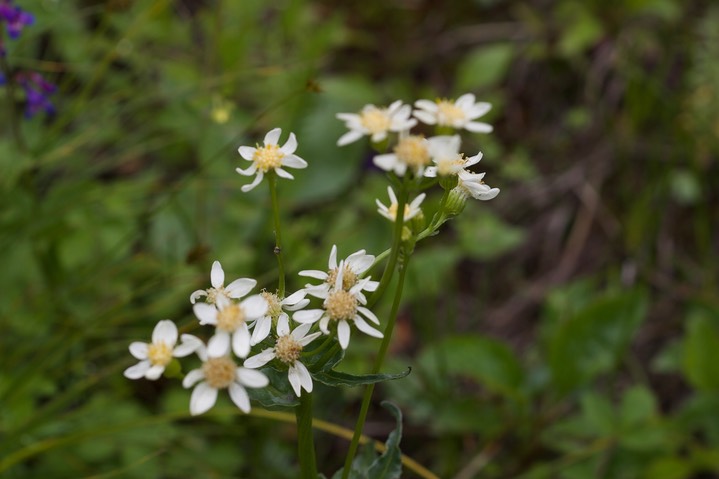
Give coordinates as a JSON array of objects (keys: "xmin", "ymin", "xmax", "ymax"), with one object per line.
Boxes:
[
  {"xmin": 312, "ymin": 367, "xmax": 411, "ymax": 388},
  {"xmin": 367, "ymin": 401, "xmax": 403, "ymax": 478}
]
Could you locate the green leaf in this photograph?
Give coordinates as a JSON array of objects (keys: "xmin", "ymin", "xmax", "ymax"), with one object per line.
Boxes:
[
  {"xmin": 312, "ymin": 368, "xmax": 411, "ymax": 388},
  {"xmin": 580, "ymin": 392, "xmax": 615, "ymax": 437},
  {"xmin": 457, "ymin": 209, "xmax": 525, "ymax": 261},
  {"xmin": 419, "ymin": 334, "xmax": 524, "ymax": 398},
  {"xmin": 682, "ymin": 310, "xmax": 719, "ymax": 392},
  {"xmin": 547, "ymin": 289, "xmax": 648, "ymax": 393},
  {"xmin": 456, "ymin": 44, "xmax": 515, "ymax": 91},
  {"xmin": 367, "ymin": 402, "xmax": 404, "ymax": 479},
  {"xmin": 247, "ymin": 368, "xmax": 299, "ymax": 408}
]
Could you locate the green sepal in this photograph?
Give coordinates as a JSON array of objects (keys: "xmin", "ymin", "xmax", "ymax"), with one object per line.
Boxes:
[
  {"xmin": 311, "ymin": 367, "xmax": 411, "ymax": 388},
  {"xmin": 246, "ymin": 367, "xmax": 299, "ymax": 408},
  {"xmin": 162, "ymin": 358, "xmax": 183, "ymax": 379}
]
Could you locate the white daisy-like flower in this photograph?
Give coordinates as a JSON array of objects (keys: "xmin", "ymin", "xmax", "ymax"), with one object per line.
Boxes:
[
  {"xmin": 236, "ymin": 128, "xmax": 308, "ymax": 193},
  {"xmin": 413, "ymin": 93, "xmax": 493, "ymax": 133},
  {"xmin": 124, "ymin": 320, "xmax": 202, "ymax": 380},
  {"xmin": 249, "ymin": 289, "xmax": 310, "ymax": 346},
  {"xmin": 373, "ymin": 133, "xmax": 431, "ymax": 177},
  {"xmin": 376, "ymin": 186, "xmax": 426, "ymax": 223},
  {"xmin": 293, "ymin": 262, "xmax": 383, "ymax": 350},
  {"xmin": 455, "ymin": 170, "xmax": 500, "ymax": 201},
  {"xmin": 183, "ymin": 342, "xmax": 269, "ymax": 416},
  {"xmin": 336, "ymin": 100, "xmax": 417, "ymax": 146},
  {"xmin": 190, "ymin": 260, "xmax": 257, "ymax": 305},
  {"xmin": 193, "ymin": 295, "xmax": 268, "ymax": 359},
  {"xmin": 244, "ymin": 316, "xmax": 321, "ymax": 397},
  {"xmin": 298, "ymin": 244, "xmax": 378, "ymax": 298},
  {"xmin": 424, "ymin": 135, "xmax": 483, "ymax": 178}
]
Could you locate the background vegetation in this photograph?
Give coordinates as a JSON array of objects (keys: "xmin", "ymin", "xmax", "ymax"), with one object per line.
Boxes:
[{"xmin": 1, "ymin": 0, "xmax": 718, "ymax": 477}]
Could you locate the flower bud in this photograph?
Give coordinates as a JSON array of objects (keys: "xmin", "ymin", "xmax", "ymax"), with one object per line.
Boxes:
[{"xmin": 445, "ymin": 187, "xmax": 468, "ymax": 217}]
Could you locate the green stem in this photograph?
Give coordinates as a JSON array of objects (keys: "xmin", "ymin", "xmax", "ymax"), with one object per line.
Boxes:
[
  {"xmin": 267, "ymin": 173, "xmax": 286, "ymax": 296},
  {"xmin": 367, "ymin": 180, "xmax": 408, "ymax": 309},
  {"xmin": 342, "ymin": 250, "xmax": 411, "ymax": 478},
  {"xmin": 296, "ymin": 392, "xmax": 318, "ymax": 479}
]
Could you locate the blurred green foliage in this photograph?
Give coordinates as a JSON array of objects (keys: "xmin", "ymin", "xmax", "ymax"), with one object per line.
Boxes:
[{"xmin": 1, "ymin": 0, "xmax": 718, "ymax": 477}]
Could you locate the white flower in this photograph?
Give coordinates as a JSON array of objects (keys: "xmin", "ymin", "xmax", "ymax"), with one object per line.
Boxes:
[
  {"xmin": 124, "ymin": 320, "xmax": 202, "ymax": 380},
  {"xmin": 193, "ymin": 295, "xmax": 268, "ymax": 358},
  {"xmin": 293, "ymin": 262, "xmax": 383, "ymax": 350},
  {"xmin": 414, "ymin": 93, "xmax": 493, "ymax": 133},
  {"xmin": 455, "ymin": 170, "xmax": 500, "ymax": 201},
  {"xmin": 190, "ymin": 260, "xmax": 257, "ymax": 305},
  {"xmin": 244, "ymin": 316, "xmax": 321, "ymax": 397},
  {"xmin": 236, "ymin": 128, "xmax": 308, "ymax": 193},
  {"xmin": 298, "ymin": 244, "xmax": 378, "ymax": 298},
  {"xmin": 249, "ymin": 290, "xmax": 310, "ymax": 346},
  {"xmin": 424, "ymin": 135, "xmax": 483, "ymax": 178},
  {"xmin": 376, "ymin": 186, "xmax": 426, "ymax": 223},
  {"xmin": 336, "ymin": 100, "xmax": 417, "ymax": 146},
  {"xmin": 183, "ymin": 343, "xmax": 269, "ymax": 415},
  {"xmin": 373, "ymin": 133, "xmax": 431, "ymax": 177}
]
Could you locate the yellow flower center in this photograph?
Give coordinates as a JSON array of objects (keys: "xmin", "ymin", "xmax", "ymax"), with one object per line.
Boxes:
[
  {"xmin": 147, "ymin": 341, "xmax": 173, "ymax": 367},
  {"xmin": 261, "ymin": 292, "xmax": 283, "ymax": 320},
  {"xmin": 326, "ymin": 266, "xmax": 358, "ymax": 290},
  {"xmin": 387, "ymin": 203, "xmax": 413, "ymax": 223},
  {"xmin": 436, "ymin": 154, "xmax": 466, "ymax": 176},
  {"xmin": 275, "ymin": 335, "xmax": 303, "ymax": 364},
  {"xmin": 206, "ymin": 287, "xmax": 225, "ymax": 304},
  {"xmin": 436, "ymin": 99, "xmax": 466, "ymax": 125},
  {"xmin": 324, "ymin": 290, "xmax": 358, "ymax": 321},
  {"xmin": 253, "ymin": 144, "xmax": 285, "ymax": 172},
  {"xmin": 360, "ymin": 108, "xmax": 392, "ymax": 134},
  {"xmin": 217, "ymin": 304, "xmax": 245, "ymax": 332},
  {"xmin": 202, "ymin": 356, "xmax": 237, "ymax": 389},
  {"xmin": 393, "ymin": 136, "xmax": 430, "ymax": 169}
]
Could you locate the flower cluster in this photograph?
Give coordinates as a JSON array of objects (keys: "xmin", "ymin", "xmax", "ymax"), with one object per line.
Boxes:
[
  {"xmin": 336, "ymin": 93, "xmax": 499, "ymax": 209},
  {"xmin": 126, "ymin": 251, "xmax": 384, "ymax": 413}
]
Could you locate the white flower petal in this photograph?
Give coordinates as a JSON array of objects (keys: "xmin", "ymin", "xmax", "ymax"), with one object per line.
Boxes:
[
  {"xmin": 193, "ymin": 302, "xmax": 218, "ymax": 325},
  {"xmin": 241, "ymin": 171, "xmax": 264, "ymax": 192},
  {"xmin": 337, "ymin": 130, "xmax": 364, "ymax": 146},
  {"xmin": 291, "ymin": 322, "xmax": 312, "ymax": 340},
  {"xmin": 207, "ymin": 331, "xmax": 231, "ymax": 358},
  {"xmin": 237, "ymin": 367, "xmax": 269, "ymax": 388},
  {"xmin": 228, "ymin": 382, "xmax": 251, "ymax": 413},
  {"xmin": 144, "ymin": 364, "xmax": 165, "ymax": 380},
  {"xmin": 241, "ymin": 294, "xmax": 268, "ymax": 320},
  {"xmin": 190, "ymin": 382, "xmax": 218, "ymax": 416},
  {"xmin": 354, "ymin": 316, "xmax": 384, "ymax": 339},
  {"xmin": 293, "ymin": 309, "xmax": 324, "ymax": 324},
  {"xmin": 464, "ymin": 121, "xmax": 493, "ymax": 133},
  {"xmin": 299, "ymin": 331, "xmax": 322, "ymax": 346},
  {"xmin": 373, "ymin": 153, "xmax": 399, "ymax": 172},
  {"xmin": 152, "ymin": 320, "xmax": 178, "ymax": 346},
  {"xmin": 337, "ymin": 320, "xmax": 351, "ymax": 350},
  {"xmin": 183, "ymin": 368, "xmax": 205, "ymax": 388},
  {"xmin": 174, "ymin": 334, "xmax": 203, "ymax": 357},
  {"xmin": 264, "ymin": 128, "xmax": 282, "ymax": 145},
  {"xmin": 250, "ymin": 316, "xmax": 272, "ymax": 345},
  {"xmin": 129, "ymin": 342, "xmax": 148, "ymax": 360},
  {"xmin": 283, "ymin": 289, "xmax": 307, "ymax": 305},
  {"xmin": 277, "ymin": 315, "xmax": 290, "ymax": 336},
  {"xmin": 124, "ymin": 360, "xmax": 151, "ymax": 379},
  {"xmin": 210, "ymin": 261, "xmax": 224, "ymax": 288},
  {"xmin": 236, "ymin": 163, "xmax": 257, "ymax": 176},
  {"xmin": 189, "ymin": 289, "xmax": 207, "ymax": 304},
  {"xmin": 280, "ymin": 132, "xmax": 297, "ymax": 154},
  {"xmin": 298, "ymin": 269, "xmax": 328, "ymax": 280},
  {"xmin": 295, "ymin": 362, "xmax": 313, "ymax": 393},
  {"xmin": 274, "ymin": 168, "xmax": 295, "ymax": 179},
  {"xmin": 328, "ymin": 245, "xmax": 338, "ymax": 269},
  {"xmin": 225, "ymin": 277, "xmax": 256, "ymax": 299},
  {"xmin": 238, "ymin": 145, "xmax": 256, "ymax": 161},
  {"xmin": 244, "ymin": 349, "xmax": 276, "ymax": 368},
  {"xmin": 357, "ymin": 306, "xmax": 380, "ymax": 325},
  {"xmin": 413, "ymin": 110, "xmax": 438, "ymax": 125},
  {"xmin": 288, "ymin": 367, "xmax": 302, "ymax": 397},
  {"xmin": 282, "ymin": 154, "xmax": 307, "ymax": 169},
  {"xmin": 232, "ymin": 325, "xmax": 252, "ymax": 358}
]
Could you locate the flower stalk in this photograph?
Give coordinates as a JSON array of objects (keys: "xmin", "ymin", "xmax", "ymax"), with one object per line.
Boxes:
[
  {"xmin": 268, "ymin": 172, "xmax": 286, "ymax": 297},
  {"xmin": 296, "ymin": 392, "xmax": 318, "ymax": 479}
]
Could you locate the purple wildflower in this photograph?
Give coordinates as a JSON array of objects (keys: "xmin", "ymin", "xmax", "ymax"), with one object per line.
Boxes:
[
  {"xmin": 0, "ymin": 1, "xmax": 34, "ymax": 40},
  {"xmin": 16, "ymin": 71, "xmax": 57, "ymax": 118}
]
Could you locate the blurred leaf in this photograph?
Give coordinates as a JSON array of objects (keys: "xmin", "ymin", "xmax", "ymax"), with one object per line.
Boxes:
[
  {"xmin": 580, "ymin": 392, "xmax": 615, "ymax": 437},
  {"xmin": 457, "ymin": 209, "xmax": 525, "ymax": 260},
  {"xmin": 556, "ymin": 3, "xmax": 604, "ymax": 58},
  {"xmin": 312, "ymin": 367, "xmax": 410, "ymax": 388},
  {"xmin": 547, "ymin": 289, "xmax": 648, "ymax": 393},
  {"xmin": 456, "ymin": 44, "xmax": 515, "ymax": 91},
  {"xmin": 420, "ymin": 334, "xmax": 524, "ymax": 398},
  {"xmin": 682, "ymin": 310, "xmax": 719, "ymax": 392}
]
